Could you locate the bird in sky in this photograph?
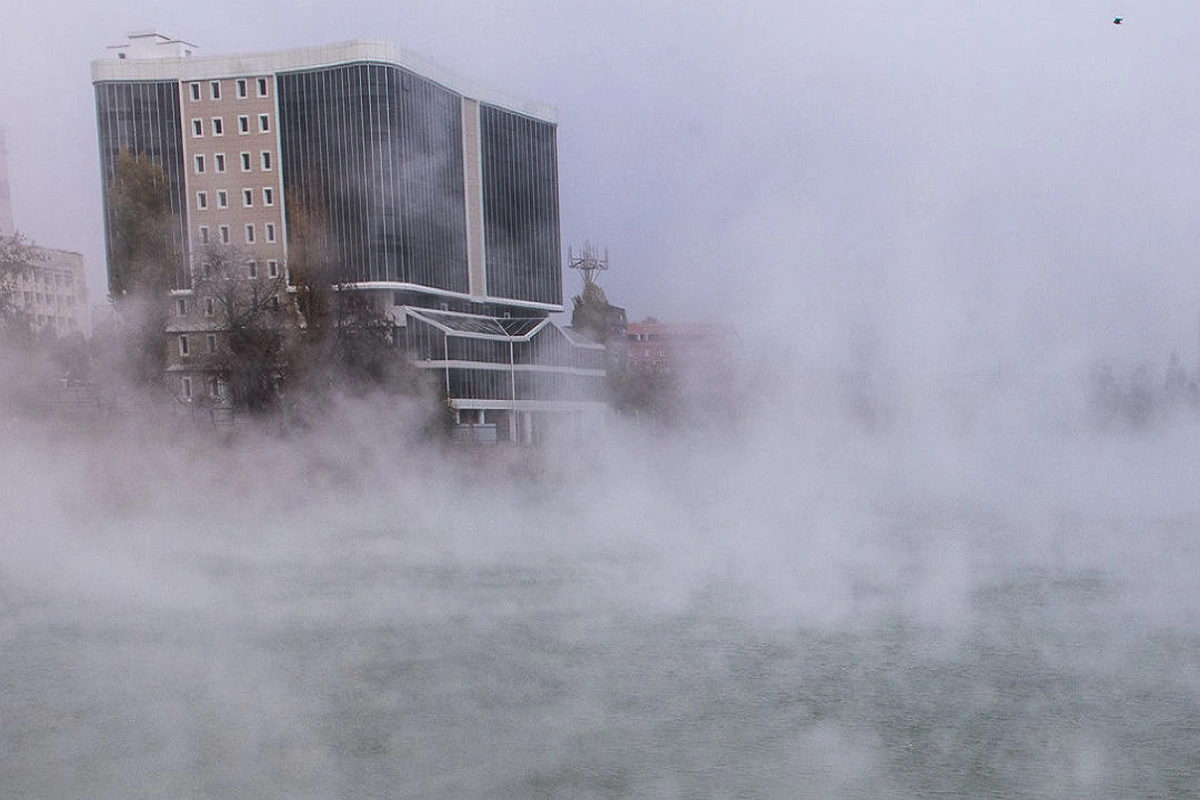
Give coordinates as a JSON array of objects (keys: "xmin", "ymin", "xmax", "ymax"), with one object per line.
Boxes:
[{"xmin": 1113, "ymin": 16, "xmax": 1123, "ymax": 24}]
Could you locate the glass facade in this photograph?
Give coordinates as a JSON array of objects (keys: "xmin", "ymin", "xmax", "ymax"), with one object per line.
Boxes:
[
  {"xmin": 94, "ymin": 81, "xmax": 189, "ymax": 288},
  {"xmin": 479, "ymin": 105, "xmax": 561, "ymax": 306},
  {"xmin": 402, "ymin": 310, "xmax": 606, "ymax": 405},
  {"xmin": 276, "ymin": 63, "xmax": 469, "ymax": 292}
]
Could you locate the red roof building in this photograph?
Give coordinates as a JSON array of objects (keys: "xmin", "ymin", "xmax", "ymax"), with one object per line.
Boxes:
[{"xmin": 624, "ymin": 319, "xmax": 736, "ymax": 370}]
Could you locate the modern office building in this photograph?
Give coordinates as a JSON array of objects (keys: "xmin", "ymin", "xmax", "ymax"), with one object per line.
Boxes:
[{"xmin": 93, "ymin": 32, "xmax": 605, "ymax": 440}]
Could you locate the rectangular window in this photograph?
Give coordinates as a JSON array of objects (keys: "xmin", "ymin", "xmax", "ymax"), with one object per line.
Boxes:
[
  {"xmin": 236, "ymin": 78, "xmax": 247, "ymax": 98},
  {"xmin": 267, "ymin": 259, "xmax": 279, "ymax": 278},
  {"xmin": 191, "ymin": 118, "xmax": 203, "ymax": 137},
  {"xmin": 181, "ymin": 376, "xmax": 192, "ymax": 398},
  {"xmin": 238, "ymin": 115, "xmax": 249, "ymax": 134},
  {"xmin": 209, "ymin": 376, "xmax": 220, "ymax": 397},
  {"xmin": 260, "ymin": 151, "xmax": 272, "ymax": 170},
  {"xmin": 211, "ymin": 117, "xmax": 223, "ymax": 136},
  {"xmin": 214, "ymin": 153, "xmax": 226, "ymax": 173},
  {"xmin": 199, "ymin": 226, "xmax": 209, "ymax": 244},
  {"xmin": 189, "ymin": 83, "xmax": 201, "ymax": 101},
  {"xmin": 196, "ymin": 191, "xmax": 208, "ymax": 210},
  {"xmin": 175, "ymin": 298, "xmax": 186, "ymax": 315},
  {"xmin": 206, "ymin": 333, "xmax": 217, "ymax": 354},
  {"xmin": 179, "ymin": 334, "xmax": 190, "ymax": 356},
  {"xmin": 265, "ymin": 223, "xmax": 276, "ymax": 243},
  {"xmin": 258, "ymin": 114, "xmax": 270, "ymax": 133},
  {"xmin": 204, "ymin": 297, "xmax": 215, "ymax": 316},
  {"xmin": 194, "ymin": 154, "xmax": 205, "ymax": 174},
  {"xmin": 240, "ymin": 152, "xmax": 251, "ymax": 171},
  {"xmin": 219, "ymin": 225, "xmax": 230, "ymax": 244},
  {"xmin": 257, "ymin": 77, "xmax": 268, "ymax": 97},
  {"xmin": 247, "ymin": 261, "xmax": 258, "ymax": 278},
  {"xmin": 209, "ymin": 80, "xmax": 221, "ymax": 100},
  {"xmin": 217, "ymin": 190, "xmax": 228, "ymax": 208},
  {"xmin": 245, "ymin": 224, "xmax": 255, "ymax": 244},
  {"xmin": 262, "ymin": 187, "xmax": 274, "ymax": 206},
  {"xmin": 242, "ymin": 189, "xmax": 253, "ymax": 207}
]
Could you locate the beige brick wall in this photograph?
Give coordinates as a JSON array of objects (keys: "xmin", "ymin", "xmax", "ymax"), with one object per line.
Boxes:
[{"xmin": 179, "ymin": 76, "xmax": 285, "ymax": 274}]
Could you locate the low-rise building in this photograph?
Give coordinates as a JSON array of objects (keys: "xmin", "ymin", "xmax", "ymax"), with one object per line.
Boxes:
[
  {"xmin": 8, "ymin": 248, "xmax": 89, "ymax": 335},
  {"xmin": 625, "ymin": 319, "xmax": 736, "ymax": 371}
]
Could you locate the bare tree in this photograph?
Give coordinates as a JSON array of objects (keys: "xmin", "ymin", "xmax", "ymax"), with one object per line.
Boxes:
[
  {"xmin": 191, "ymin": 241, "xmax": 290, "ymax": 412},
  {"xmin": 106, "ymin": 149, "xmax": 179, "ymax": 299},
  {"xmin": 279, "ymin": 190, "xmax": 448, "ymax": 430},
  {"xmin": 104, "ymin": 150, "xmax": 182, "ymax": 386},
  {"xmin": 0, "ymin": 232, "xmax": 42, "ymax": 340}
]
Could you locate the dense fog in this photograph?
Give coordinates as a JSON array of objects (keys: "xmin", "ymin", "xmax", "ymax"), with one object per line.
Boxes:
[
  {"xmin": 4, "ymin": 354, "xmax": 1200, "ymax": 797},
  {"xmin": 5, "ymin": 0, "xmax": 1200, "ymax": 796}
]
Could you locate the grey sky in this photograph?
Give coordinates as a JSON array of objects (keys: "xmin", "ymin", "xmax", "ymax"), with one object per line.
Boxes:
[{"xmin": 3, "ymin": 0, "xmax": 1199, "ymax": 375}]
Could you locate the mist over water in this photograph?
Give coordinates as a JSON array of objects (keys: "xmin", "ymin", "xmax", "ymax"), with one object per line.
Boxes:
[
  {"xmin": 5, "ymin": 2, "xmax": 1200, "ymax": 795},
  {"xmin": 4, "ymin": 376, "xmax": 1200, "ymax": 799}
]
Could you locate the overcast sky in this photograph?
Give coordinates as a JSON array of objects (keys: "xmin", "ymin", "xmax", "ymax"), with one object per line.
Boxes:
[{"xmin": 3, "ymin": 0, "xmax": 1200, "ymax": 376}]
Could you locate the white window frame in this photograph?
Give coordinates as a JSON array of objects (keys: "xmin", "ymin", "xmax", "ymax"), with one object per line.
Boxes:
[
  {"xmin": 199, "ymin": 226, "xmax": 210, "ymax": 245},
  {"xmin": 214, "ymin": 153, "xmax": 226, "ymax": 173},
  {"xmin": 211, "ymin": 117, "xmax": 224, "ymax": 136},
  {"xmin": 219, "ymin": 225, "xmax": 230, "ymax": 244},
  {"xmin": 236, "ymin": 78, "xmax": 247, "ymax": 98},
  {"xmin": 209, "ymin": 80, "xmax": 221, "ymax": 100},
  {"xmin": 240, "ymin": 152, "xmax": 251, "ymax": 172},
  {"xmin": 175, "ymin": 298, "xmax": 187, "ymax": 316},
  {"xmin": 191, "ymin": 118, "xmax": 203, "ymax": 137},
  {"xmin": 181, "ymin": 376, "xmax": 192, "ymax": 398},
  {"xmin": 256, "ymin": 77, "xmax": 269, "ymax": 97},
  {"xmin": 196, "ymin": 191, "xmax": 208, "ymax": 210},
  {"xmin": 238, "ymin": 115, "xmax": 249, "ymax": 134},
  {"xmin": 216, "ymin": 190, "xmax": 228, "ymax": 209},
  {"xmin": 265, "ymin": 223, "xmax": 276, "ymax": 243},
  {"xmin": 267, "ymin": 259, "xmax": 279, "ymax": 278},
  {"xmin": 247, "ymin": 260, "xmax": 258, "ymax": 278},
  {"xmin": 242, "ymin": 189, "xmax": 253, "ymax": 208},
  {"xmin": 260, "ymin": 151, "xmax": 272, "ymax": 171},
  {"xmin": 263, "ymin": 187, "xmax": 274, "ymax": 206},
  {"xmin": 206, "ymin": 333, "xmax": 217, "ymax": 354},
  {"xmin": 258, "ymin": 114, "xmax": 270, "ymax": 133},
  {"xmin": 245, "ymin": 224, "xmax": 256, "ymax": 244},
  {"xmin": 194, "ymin": 154, "xmax": 205, "ymax": 174},
  {"xmin": 189, "ymin": 83, "xmax": 201, "ymax": 102},
  {"xmin": 179, "ymin": 334, "xmax": 190, "ymax": 356}
]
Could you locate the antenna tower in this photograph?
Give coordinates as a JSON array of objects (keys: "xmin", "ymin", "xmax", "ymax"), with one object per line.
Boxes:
[{"xmin": 568, "ymin": 243, "xmax": 608, "ymax": 285}]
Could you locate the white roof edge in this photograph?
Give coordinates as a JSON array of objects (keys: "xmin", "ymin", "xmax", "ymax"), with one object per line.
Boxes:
[
  {"xmin": 91, "ymin": 39, "xmax": 556, "ymax": 123},
  {"xmin": 342, "ymin": 281, "xmax": 564, "ymax": 311}
]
